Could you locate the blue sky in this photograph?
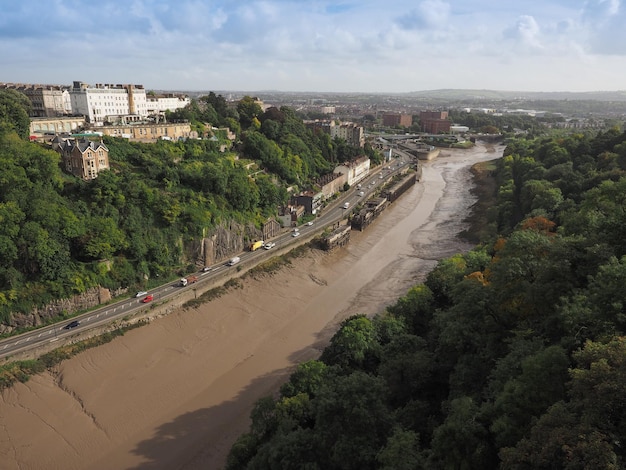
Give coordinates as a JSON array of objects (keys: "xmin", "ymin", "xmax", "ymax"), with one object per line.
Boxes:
[{"xmin": 1, "ymin": 0, "xmax": 625, "ymax": 92}]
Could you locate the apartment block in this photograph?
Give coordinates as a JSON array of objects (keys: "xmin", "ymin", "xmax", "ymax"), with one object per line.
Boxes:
[
  {"xmin": 382, "ymin": 113, "xmax": 413, "ymax": 127},
  {"xmin": 69, "ymin": 81, "xmax": 149, "ymax": 123},
  {"xmin": 146, "ymin": 93, "xmax": 190, "ymax": 114},
  {"xmin": 0, "ymin": 82, "xmax": 71, "ymax": 117},
  {"xmin": 304, "ymin": 119, "xmax": 365, "ymax": 147},
  {"xmin": 420, "ymin": 110, "xmax": 451, "ymax": 134}
]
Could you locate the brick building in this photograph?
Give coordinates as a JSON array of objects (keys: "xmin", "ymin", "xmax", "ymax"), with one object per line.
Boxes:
[
  {"xmin": 420, "ymin": 111, "xmax": 451, "ymax": 134},
  {"xmin": 382, "ymin": 113, "xmax": 413, "ymax": 127}
]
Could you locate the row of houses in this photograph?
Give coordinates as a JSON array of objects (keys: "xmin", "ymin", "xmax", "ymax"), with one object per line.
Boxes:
[
  {"xmin": 1, "ymin": 81, "xmax": 190, "ymax": 122},
  {"xmin": 286, "ymin": 156, "xmax": 371, "ymax": 225}
]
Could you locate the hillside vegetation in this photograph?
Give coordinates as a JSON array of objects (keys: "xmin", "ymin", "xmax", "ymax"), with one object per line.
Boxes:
[
  {"xmin": 226, "ymin": 128, "xmax": 626, "ymax": 469},
  {"xmin": 0, "ymin": 90, "xmax": 378, "ymax": 329}
]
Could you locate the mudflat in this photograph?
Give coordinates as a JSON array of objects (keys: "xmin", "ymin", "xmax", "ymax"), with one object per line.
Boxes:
[{"xmin": 0, "ymin": 142, "xmax": 504, "ymax": 470}]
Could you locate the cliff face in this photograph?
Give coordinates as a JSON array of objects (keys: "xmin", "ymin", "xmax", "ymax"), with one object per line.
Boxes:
[
  {"xmin": 202, "ymin": 221, "xmax": 262, "ymax": 266},
  {"xmin": 0, "ymin": 286, "xmax": 126, "ymax": 335}
]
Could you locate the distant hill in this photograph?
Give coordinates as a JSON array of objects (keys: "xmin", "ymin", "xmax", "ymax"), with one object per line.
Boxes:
[{"xmin": 406, "ymin": 89, "xmax": 626, "ymax": 102}]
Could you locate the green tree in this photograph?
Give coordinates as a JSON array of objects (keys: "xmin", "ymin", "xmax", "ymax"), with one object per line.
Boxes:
[
  {"xmin": 0, "ymin": 89, "xmax": 31, "ymax": 139},
  {"xmin": 237, "ymin": 96, "xmax": 263, "ymax": 129}
]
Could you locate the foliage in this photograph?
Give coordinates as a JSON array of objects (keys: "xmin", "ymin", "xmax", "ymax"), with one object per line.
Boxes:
[
  {"xmin": 228, "ymin": 128, "xmax": 626, "ymax": 468},
  {"xmin": 0, "ymin": 89, "xmax": 31, "ymax": 139}
]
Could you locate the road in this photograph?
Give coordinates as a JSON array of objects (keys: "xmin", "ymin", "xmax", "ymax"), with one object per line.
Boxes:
[{"xmin": 0, "ymin": 156, "xmax": 416, "ymax": 360}]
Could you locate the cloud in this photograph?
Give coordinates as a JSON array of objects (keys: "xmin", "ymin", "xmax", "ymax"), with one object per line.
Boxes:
[
  {"xmin": 396, "ymin": 0, "xmax": 451, "ymax": 30},
  {"xmin": 579, "ymin": 0, "xmax": 626, "ymax": 54},
  {"xmin": 503, "ymin": 15, "xmax": 544, "ymax": 50}
]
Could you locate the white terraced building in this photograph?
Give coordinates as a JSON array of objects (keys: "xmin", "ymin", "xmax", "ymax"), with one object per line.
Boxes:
[{"xmin": 69, "ymin": 81, "xmax": 149, "ymax": 124}]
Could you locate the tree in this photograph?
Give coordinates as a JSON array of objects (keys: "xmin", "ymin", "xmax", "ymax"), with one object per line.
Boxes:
[
  {"xmin": 320, "ymin": 314, "xmax": 379, "ymax": 369},
  {"xmin": 377, "ymin": 427, "xmax": 425, "ymax": 470},
  {"xmin": 0, "ymin": 89, "xmax": 31, "ymax": 139},
  {"xmin": 429, "ymin": 397, "xmax": 495, "ymax": 469},
  {"xmin": 237, "ymin": 96, "xmax": 263, "ymax": 129}
]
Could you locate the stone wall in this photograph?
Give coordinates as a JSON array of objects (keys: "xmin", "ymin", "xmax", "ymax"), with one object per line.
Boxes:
[
  {"xmin": 0, "ymin": 286, "xmax": 127, "ymax": 335},
  {"xmin": 202, "ymin": 221, "xmax": 262, "ymax": 266}
]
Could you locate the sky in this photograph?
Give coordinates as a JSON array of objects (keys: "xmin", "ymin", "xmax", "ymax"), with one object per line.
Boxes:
[{"xmin": 2, "ymin": 0, "xmax": 626, "ymax": 93}]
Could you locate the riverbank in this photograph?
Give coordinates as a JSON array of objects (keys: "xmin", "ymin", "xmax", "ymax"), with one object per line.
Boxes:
[{"xmin": 0, "ymin": 142, "xmax": 505, "ymax": 470}]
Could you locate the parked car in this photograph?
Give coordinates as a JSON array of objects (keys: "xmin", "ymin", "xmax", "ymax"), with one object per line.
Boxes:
[
  {"xmin": 64, "ymin": 320, "xmax": 80, "ymax": 330},
  {"xmin": 306, "ymin": 221, "xmax": 314, "ymax": 226},
  {"xmin": 142, "ymin": 295, "xmax": 154, "ymax": 303},
  {"xmin": 135, "ymin": 291, "xmax": 148, "ymax": 298}
]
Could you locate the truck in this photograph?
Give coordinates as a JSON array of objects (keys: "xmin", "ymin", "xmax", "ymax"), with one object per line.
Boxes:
[
  {"xmin": 179, "ymin": 275, "xmax": 198, "ymax": 287},
  {"xmin": 249, "ymin": 240, "xmax": 264, "ymax": 251},
  {"xmin": 227, "ymin": 256, "xmax": 241, "ymax": 266}
]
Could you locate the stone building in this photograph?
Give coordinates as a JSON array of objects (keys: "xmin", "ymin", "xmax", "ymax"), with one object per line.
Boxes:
[{"xmin": 53, "ymin": 137, "xmax": 110, "ymax": 180}]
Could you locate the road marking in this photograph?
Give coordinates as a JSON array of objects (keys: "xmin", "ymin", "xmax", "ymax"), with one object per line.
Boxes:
[
  {"xmin": 87, "ymin": 316, "xmax": 91, "ymax": 321},
  {"xmin": 1, "ymin": 345, "xmax": 7, "ymax": 350},
  {"xmin": 50, "ymin": 338, "xmax": 59, "ymax": 342}
]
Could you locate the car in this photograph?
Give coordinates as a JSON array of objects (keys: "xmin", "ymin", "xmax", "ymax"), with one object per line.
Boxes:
[
  {"xmin": 64, "ymin": 320, "xmax": 80, "ymax": 330},
  {"xmin": 142, "ymin": 294, "xmax": 154, "ymax": 303},
  {"xmin": 358, "ymin": 191, "xmax": 364, "ymax": 196},
  {"xmin": 135, "ymin": 291, "xmax": 148, "ymax": 298},
  {"xmin": 306, "ymin": 221, "xmax": 313, "ymax": 226},
  {"xmin": 264, "ymin": 242, "xmax": 276, "ymax": 249},
  {"xmin": 379, "ymin": 175, "xmax": 384, "ymax": 179},
  {"xmin": 202, "ymin": 266, "xmax": 212, "ymax": 272},
  {"xmin": 292, "ymin": 231, "xmax": 301, "ymax": 237}
]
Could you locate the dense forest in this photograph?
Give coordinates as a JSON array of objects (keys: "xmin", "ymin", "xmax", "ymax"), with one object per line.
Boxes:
[
  {"xmin": 226, "ymin": 128, "xmax": 626, "ymax": 469},
  {"xmin": 0, "ymin": 90, "xmax": 378, "ymax": 326}
]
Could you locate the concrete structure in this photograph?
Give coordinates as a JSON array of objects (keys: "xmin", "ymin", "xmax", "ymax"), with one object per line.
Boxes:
[
  {"xmin": 69, "ymin": 81, "xmax": 149, "ymax": 123},
  {"xmin": 382, "ymin": 113, "xmax": 413, "ymax": 127},
  {"xmin": 1, "ymin": 83, "xmax": 71, "ymax": 117},
  {"xmin": 450, "ymin": 125, "xmax": 469, "ymax": 134},
  {"xmin": 420, "ymin": 111, "xmax": 451, "ymax": 134},
  {"xmin": 321, "ymin": 224, "xmax": 351, "ymax": 250},
  {"xmin": 333, "ymin": 156, "xmax": 370, "ymax": 187},
  {"xmin": 30, "ymin": 116, "xmax": 86, "ymax": 137},
  {"xmin": 52, "ymin": 137, "xmax": 110, "ymax": 180}
]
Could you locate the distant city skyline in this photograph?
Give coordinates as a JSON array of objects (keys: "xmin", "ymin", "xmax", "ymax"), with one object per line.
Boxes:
[{"xmin": 2, "ymin": 0, "xmax": 625, "ymax": 93}]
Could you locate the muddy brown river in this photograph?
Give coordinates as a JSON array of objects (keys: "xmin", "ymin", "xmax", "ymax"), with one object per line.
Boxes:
[{"xmin": 0, "ymin": 141, "xmax": 504, "ymax": 470}]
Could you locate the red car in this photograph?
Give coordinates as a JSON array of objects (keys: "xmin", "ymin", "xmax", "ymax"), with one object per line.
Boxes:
[{"xmin": 142, "ymin": 294, "xmax": 154, "ymax": 303}]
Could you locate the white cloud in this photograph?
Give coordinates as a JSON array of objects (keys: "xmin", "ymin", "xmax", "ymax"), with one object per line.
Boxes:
[{"xmin": 503, "ymin": 15, "xmax": 544, "ymax": 50}]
